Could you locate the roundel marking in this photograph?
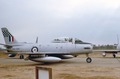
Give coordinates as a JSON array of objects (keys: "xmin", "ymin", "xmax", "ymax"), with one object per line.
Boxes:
[{"xmin": 31, "ymin": 47, "xmax": 38, "ymax": 53}]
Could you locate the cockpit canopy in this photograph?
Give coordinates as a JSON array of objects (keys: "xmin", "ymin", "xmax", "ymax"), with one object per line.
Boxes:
[{"xmin": 52, "ymin": 37, "xmax": 83, "ymax": 44}]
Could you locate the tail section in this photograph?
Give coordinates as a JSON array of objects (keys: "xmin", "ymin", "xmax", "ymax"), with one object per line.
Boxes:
[{"xmin": 1, "ymin": 27, "xmax": 18, "ymax": 44}]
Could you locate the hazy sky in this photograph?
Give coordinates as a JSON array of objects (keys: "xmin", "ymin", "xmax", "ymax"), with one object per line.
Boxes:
[{"xmin": 0, "ymin": 0, "xmax": 120, "ymax": 45}]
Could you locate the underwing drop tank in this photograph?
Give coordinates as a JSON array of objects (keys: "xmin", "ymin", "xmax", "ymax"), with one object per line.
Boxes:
[{"xmin": 30, "ymin": 56, "xmax": 62, "ymax": 63}]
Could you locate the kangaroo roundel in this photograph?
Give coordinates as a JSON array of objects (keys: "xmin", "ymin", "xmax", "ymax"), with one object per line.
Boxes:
[{"xmin": 31, "ymin": 47, "xmax": 38, "ymax": 53}]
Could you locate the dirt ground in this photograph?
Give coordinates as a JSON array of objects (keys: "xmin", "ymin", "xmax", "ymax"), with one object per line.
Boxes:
[{"xmin": 0, "ymin": 52, "xmax": 120, "ymax": 79}]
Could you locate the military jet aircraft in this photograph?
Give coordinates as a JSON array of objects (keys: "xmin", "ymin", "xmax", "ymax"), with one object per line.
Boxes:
[
  {"xmin": 0, "ymin": 27, "xmax": 93, "ymax": 63},
  {"xmin": 94, "ymin": 36, "xmax": 120, "ymax": 58}
]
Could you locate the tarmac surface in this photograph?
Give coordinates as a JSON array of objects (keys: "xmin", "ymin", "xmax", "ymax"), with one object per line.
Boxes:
[{"xmin": 0, "ymin": 53, "xmax": 120, "ymax": 79}]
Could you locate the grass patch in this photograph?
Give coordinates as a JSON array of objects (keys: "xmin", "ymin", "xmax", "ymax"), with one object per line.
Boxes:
[{"xmin": 0, "ymin": 51, "xmax": 7, "ymax": 57}]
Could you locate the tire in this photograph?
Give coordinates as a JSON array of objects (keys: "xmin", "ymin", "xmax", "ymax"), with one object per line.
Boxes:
[
  {"xmin": 102, "ymin": 53, "xmax": 106, "ymax": 57},
  {"xmin": 86, "ymin": 57, "xmax": 92, "ymax": 63},
  {"xmin": 113, "ymin": 53, "xmax": 116, "ymax": 58},
  {"xmin": 31, "ymin": 47, "xmax": 38, "ymax": 53},
  {"xmin": 20, "ymin": 55, "xmax": 24, "ymax": 59}
]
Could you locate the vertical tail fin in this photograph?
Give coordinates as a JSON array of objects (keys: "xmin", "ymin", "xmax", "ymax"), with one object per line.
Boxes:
[
  {"xmin": 1, "ymin": 27, "xmax": 18, "ymax": 44},
  {"xmin": 117, "ymin": 34, "xmax": 119, "ymax": 45}
]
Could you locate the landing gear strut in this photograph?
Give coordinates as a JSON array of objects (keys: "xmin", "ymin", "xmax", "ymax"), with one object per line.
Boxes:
[{"xmin": 86, "ymin": 54, "xmax": 92, "ymax": 63}]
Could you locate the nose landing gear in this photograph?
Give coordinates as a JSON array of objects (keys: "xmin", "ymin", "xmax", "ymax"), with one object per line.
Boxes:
[
  {"xmin": 86, "ymin": 54, "xmax": 92, "ymax": 63},
  {"xmin": 86, "ymin": 57, "xmax": 92, "ymax": 63}
]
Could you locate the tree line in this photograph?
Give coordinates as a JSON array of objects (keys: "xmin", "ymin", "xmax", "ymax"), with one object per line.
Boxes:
[{"xmin": 93, "ymin": 44, "xmax": 117, "ymax": 50}]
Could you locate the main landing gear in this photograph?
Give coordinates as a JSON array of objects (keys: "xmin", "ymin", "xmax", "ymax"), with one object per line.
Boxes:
[
  {"xmin": 19, "ymin": 55, "xmax": 24, "ymax": 59},
  {"xmin": 113, "ymin": 53, "xmax": 116, "ymax": 58},
  {"xmin": 102, "ymin": 52, "xmax": 117, "ymax": 58},
  {"xmin": 86, "ymin": 54, "xmax": 92, "ymax": 63}
]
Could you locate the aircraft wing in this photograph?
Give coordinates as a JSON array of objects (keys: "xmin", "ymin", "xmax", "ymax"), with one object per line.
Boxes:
[
  {"xmin": 0, "ymin": 43, "xmax": 21, "ymax": 47},
  {"xmin": 15, "ymin": 52, "xmax": 69, "ymax": 55},
  {"xmin": 93, "ymin": 49, "xmax": 120, "ymax": 53}
]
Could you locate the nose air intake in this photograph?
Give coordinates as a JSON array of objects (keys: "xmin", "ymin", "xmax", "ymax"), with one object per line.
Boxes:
[{"xmin": 84, "ymin": 47, "xmax": 91, "ymax": 49}]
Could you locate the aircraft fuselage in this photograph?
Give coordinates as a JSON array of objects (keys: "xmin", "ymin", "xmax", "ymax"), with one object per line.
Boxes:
[{"xmin": 10, "ymin": 42, "xmax": 93, "ymax": 55}]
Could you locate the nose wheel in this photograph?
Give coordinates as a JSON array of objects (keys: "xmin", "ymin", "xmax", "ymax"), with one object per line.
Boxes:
[
  {"xmin": 86, "ymin": 57, "xmax": 92, "ymax": 63},
  {"xmin": 86, "ymin": 54, "xmax": 92, "ymax": 63}
]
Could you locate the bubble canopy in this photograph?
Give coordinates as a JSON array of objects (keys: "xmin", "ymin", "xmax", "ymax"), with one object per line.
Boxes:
[{"xmin": 52, "ymin": 37, "xmax": 83, "ymax": 43}]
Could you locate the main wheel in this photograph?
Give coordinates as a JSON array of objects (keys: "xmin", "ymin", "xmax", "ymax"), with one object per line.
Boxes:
[
  {"xmin": 31, "ymin": 47, "xmax": 38, "ymax": 53},
  {"xmin": 113, "ymin": 53, "xmax": 116, "ymax": 58},
  {"xmin": 102, "ymin": 53, "xmax": 106, "ymax": 57},
  {"xmin": 20, "ymin": 55, "xmax": 24, "ymax": 59},
  {"xmin": 86, "ymin": 57, "xmax": 92, "ymax": 63}
]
